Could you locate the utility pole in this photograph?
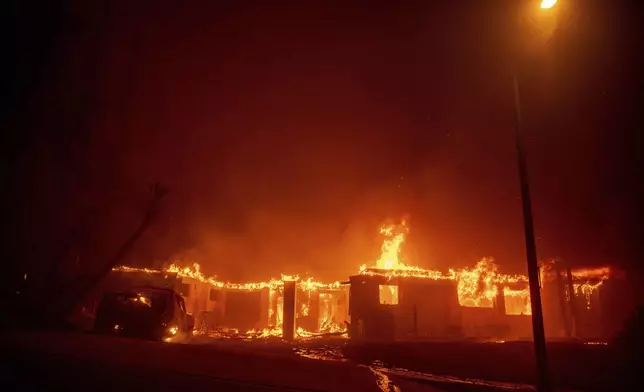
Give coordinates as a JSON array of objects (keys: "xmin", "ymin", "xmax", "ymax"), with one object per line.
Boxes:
[
  {"xmin": 512, "ymin": 69, "xmax": 552, "ymax": 392},
  {"xmin": 512, "ymin": 0, "xmax": 553, "ymax": 384}
]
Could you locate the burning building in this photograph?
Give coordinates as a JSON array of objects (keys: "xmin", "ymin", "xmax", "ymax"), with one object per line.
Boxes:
[
  {"xmin": 348, "ymin": 271, "xmax": 462, "ymax": 340},
  {"xmin": 349, "ymin": 263, "xmax": 624, "ymax": 342},
  {"xmin": 98, "ymin": 220, "xmax": 625, "ymax": 342},
  {"xmin": 345, "ymin": 222, "xmax": 624, "ymax": 341},
  {"xmin": 103, "ymin": 265, "xmax": 349, "ymax": 340},
  {"xmin": 538, "ymin": 263, "xmax": 630, "ymax": 340}
]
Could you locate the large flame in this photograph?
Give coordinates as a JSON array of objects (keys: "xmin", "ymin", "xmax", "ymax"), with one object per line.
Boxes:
[
  {"xmin": 376, "ymin": 221, "xmax": 409, "ymax": 270},
  {"xmin": 359, "ymin": 220, "xmax": 427, "ymax": 274}
]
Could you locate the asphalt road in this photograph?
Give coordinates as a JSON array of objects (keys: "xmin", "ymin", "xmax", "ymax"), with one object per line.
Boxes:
[
  {"xmin": 2, "ymin": 347, "xmax": 311, "ymax": 391},
  {"xmin": 0, "ymin": 330, "xmax": 444, "ymax": 392},
  {"xmin": 342, "ymin": 340, "xmax": 618, "ymax": 391}
]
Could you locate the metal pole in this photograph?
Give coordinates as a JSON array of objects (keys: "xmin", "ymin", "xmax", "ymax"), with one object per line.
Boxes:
[
  {"xmin": 512, "ymin": 70, "xmax": 552, "ymax": 392},
  {"xmin": 512, "ymin": 1, "xmax": 553, "ymax": 388}
]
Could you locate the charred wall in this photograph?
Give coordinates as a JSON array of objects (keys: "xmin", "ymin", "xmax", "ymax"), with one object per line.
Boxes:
[
  {"xmin": 401, "ymin": 279, "xmax": 462, "ymax": 338},
  {"xmin": 223, "ymin": 290, "xmax": 265, "ymax": 331},
  {"xmin": 348, "ymin": 275, "xmax": 461, "ymax": 341}
]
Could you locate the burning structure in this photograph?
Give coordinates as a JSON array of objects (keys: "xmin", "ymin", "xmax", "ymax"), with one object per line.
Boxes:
[
  {"xmin": 105, "ymin": 264, "xmax": 349, "ymax": 340},
  {"xmin": 99, "ymin": 220, "xmax": 624, "ymax": 342},
  {"xmin": 349, "ymin": 262, "xmax": 624, "ymax": 341},
  {"xmin": 347, "ymin": 222, "xmax": 626, "ymax": 341}
]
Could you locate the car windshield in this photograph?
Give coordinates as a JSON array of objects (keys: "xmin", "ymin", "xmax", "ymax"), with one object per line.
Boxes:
[{"xmin": 99, "ymin": 290, "xmax": 169, "ymax": 317}]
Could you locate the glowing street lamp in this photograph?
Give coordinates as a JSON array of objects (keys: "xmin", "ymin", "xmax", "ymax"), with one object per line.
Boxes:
[
  {"xmin": 512, "ymin": 1, "xmax": 559, "ymax": 392},
  {"xmin": 540, "ymin": 0, "xmax": 558, "ymax": 9}
]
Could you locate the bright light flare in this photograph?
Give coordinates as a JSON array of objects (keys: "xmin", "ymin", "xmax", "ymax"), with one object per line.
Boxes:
[{"xmin": 540, "ymin": 0, "xmax": 557, "ymax": 9}]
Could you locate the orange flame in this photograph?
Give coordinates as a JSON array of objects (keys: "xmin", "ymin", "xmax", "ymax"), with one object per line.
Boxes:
[{"xmin": 356, "ymin": 221, "xmax": 609, "ymax": 311}]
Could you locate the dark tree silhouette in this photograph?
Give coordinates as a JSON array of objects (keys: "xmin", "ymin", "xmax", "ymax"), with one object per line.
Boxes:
[{"xmin": 18, "ymin": 183, "xmax": 168, "ymax": 327}]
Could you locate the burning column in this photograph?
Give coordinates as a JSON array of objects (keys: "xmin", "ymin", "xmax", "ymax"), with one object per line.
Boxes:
[{"xmin": 282, "ymin": 277, "xmax": 297, "ymax": 342}]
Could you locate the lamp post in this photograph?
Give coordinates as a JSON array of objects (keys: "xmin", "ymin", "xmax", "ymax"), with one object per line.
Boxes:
[{"xmin": 513, "ymin": 1, "xmax": 557, "ymax": 391}]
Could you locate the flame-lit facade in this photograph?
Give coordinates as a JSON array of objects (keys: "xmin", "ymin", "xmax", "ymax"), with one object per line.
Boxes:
[
  {"xmin": 87, "ymin": 221, "xmax": 629, "ymax": 342},
  {"xmin": 95, "ymin": 260, "xmax": 626, "ymax": 342},
  {"xmin": 348, "ymin": 264, "xmax": 626, "ymax": 341},
  {"xmin": 101, "ymin": 266, "xmax": 350, "ymax": 339}
]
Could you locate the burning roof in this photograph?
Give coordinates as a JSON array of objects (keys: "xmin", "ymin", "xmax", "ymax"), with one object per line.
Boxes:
[{"xmin": 113, "ymin": 219, "xmax": 613, "ymax": 327}]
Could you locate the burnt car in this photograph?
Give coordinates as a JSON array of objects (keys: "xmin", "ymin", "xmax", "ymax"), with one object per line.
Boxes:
[{"xmin": 94, "ymin": 286, "xmax": 194, "ymax": 342}]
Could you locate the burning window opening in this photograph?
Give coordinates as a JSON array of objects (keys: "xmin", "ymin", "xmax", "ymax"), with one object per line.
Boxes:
[
  {"xmin": 379, "ymin": 285, "xmax": 399, "ymax": 305},
  {"xmin": 503, "ymin": 287, "xmax": 532, "ymax": 316}
]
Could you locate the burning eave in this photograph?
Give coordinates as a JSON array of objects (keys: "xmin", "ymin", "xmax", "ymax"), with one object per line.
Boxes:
[
  {"xmin": 359, "ymin": 267, "xmax": 449, "ymax": 281},
  {"xmin": 570, "ymin": 266, "xmax": 613, "ymax": 279},
  {"xmin": 112, "ymin": 265, "xmax": 172, "ymax": 276}
]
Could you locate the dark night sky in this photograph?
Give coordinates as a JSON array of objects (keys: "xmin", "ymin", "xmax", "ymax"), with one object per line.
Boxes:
[{"xmin": 3, "ymin": 0, "xmax": 643, "ymax": 283}]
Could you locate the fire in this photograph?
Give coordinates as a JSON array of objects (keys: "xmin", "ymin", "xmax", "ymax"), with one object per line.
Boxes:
[
  {"xmin": 570, "ymin": 266, "xmax": 611, "ymax": 280},
  {"xmin": 112, "ymin": 263, "xmax": 346, "ymax": 339},
  {"xmin": 452, "ymin": 258, "xmax": 499, "ymax": 308},
  {"xmin": 357, "ymin": 223, "xmax": 524, "ymax": 308},
  {"xmin": 356, "ymin": 221, "xmax": 609, "ymax": 312},
  {"xmin": 504, "ymin": 287, "xmax": 532, "ymax": 315},
  {"xmin": 359, "ymin": 221, "xmax": 427, "ymax": 274},
  {"xmin": 376, "ymin": 221, "xmax": 408, "ymax": 270},
  {"xmin": 113, "ymin": 218, "xmax": 613, "ymax": 340},
  {"xmin": 112, "ymin": 265, "xmax": 165, "ymax": 274}
]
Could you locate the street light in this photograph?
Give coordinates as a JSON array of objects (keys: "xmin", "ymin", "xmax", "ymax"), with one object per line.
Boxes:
[
  {"xmin": 513, "ymin": 1, "xmax": 559, "ymax": 392},
  {"xmin": 541, "ymin": 0, "xmax": 558, "ymax": 9}
]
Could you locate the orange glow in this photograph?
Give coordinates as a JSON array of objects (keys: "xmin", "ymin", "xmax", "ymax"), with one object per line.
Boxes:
[
  {"xmin": 453, "ymin": 258, "xmax": 499, "ymax": 307},
  {"xmin": 504, "ymin": 287, "xmax": 532, "ymax": 315}
]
